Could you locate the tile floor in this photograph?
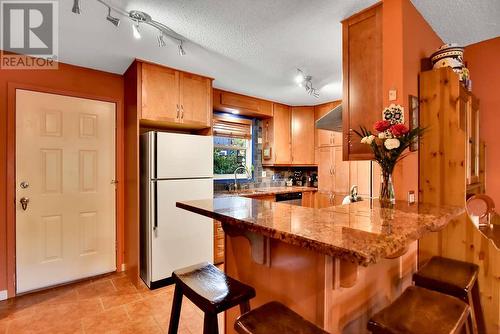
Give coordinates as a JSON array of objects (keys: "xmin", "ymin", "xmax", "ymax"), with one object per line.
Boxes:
[{"xmin": 0, "ymin": 271, "xmax": 224, "ymax": 333}]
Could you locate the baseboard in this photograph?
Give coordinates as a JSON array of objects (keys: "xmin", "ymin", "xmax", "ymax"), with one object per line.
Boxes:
[{"xmin": 0, "ymin": 290, "xmax": 7, "ymax": 301}]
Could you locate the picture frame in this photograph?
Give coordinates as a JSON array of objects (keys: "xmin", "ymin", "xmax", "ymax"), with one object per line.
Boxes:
[{"xmin": 409, "ymin": 95, "xmax": 419, "ymax": 151}]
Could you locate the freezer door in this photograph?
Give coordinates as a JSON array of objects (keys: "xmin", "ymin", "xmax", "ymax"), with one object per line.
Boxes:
[
  {"xmin": 155, "ymin": 132, "xmax": 213, "ymax": 179},
  {"xmin": 152, "ymin": 178, "xmax": 214, "ymax": 282}
]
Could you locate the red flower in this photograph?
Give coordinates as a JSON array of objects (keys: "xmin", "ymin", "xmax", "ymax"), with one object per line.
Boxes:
[
  {"xmin": 390, "ymin": 124, "xmax": 409, "ymax": 137},
  {"xmin": 374, "ymin": 120, "xmax": 391, "ymax": 132}
]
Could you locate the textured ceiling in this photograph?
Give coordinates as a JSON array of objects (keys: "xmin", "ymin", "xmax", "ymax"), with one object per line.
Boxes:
[
  {"xmin": 58, "ymin": 0, "xmax": 378, "ymax": 105},
  {"xmin": 58, "ymin": 1, "xmax": 499, "ymax": 106},
  {"xmin": 411, "ymin": 0, "xmax": 500, "ymax": 46}
]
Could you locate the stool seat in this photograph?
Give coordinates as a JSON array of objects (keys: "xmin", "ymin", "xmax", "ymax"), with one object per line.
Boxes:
[
  {"xmin": 172, "ymin": 262, "xmax": 256, "ymax": 315},
  {"xmin": 413, "ymin": 257, "xmax": 479, "ymax": 297},
  {"xmin": 234, "ymin": 301, "xmax": 328, "ymax": 334},
  {"xmin": 368, "ymin": 286, "xmax": 469, "ymax": 334}
]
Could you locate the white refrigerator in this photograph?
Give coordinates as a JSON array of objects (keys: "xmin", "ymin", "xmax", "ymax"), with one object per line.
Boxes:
[{"xmin": 140, "ymin": 131, "xmax": 214, "ymax": 288}]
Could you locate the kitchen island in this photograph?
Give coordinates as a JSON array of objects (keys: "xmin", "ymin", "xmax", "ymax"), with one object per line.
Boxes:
[{"xmin": 177, "ymin": 197, "xmax": 464, "ymax": 333}]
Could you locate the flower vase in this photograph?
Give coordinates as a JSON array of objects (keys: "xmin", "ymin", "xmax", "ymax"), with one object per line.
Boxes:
[{"xmin": 380, "ymin": 170, "xmax": 395, "ymax": 206}]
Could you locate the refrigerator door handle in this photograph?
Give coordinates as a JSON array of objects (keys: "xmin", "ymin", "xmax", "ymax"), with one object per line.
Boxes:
[{"xmin": 153, "ymin": 181, "xmax": 158, "ymax": 231}]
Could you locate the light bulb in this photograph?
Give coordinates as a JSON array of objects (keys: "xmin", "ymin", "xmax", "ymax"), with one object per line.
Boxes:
[{"xmin": 132, "ymin": 22, "xmax": 141, "ymax": 39}]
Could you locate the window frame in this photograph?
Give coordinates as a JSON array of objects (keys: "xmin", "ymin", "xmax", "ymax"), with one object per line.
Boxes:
[{"xmin": 213, "ymin": 113, "xmax": 253, "ymax": 181}]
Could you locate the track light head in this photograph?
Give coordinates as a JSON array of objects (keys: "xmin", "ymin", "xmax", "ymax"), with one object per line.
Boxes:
[
  {"xmin": 106, "ymin": 7, "xmax": 120, "ymax": 27},
  {"xmin": 132, "ymin": 21, "xmax": 141, "ymax": 39},
  {"xmin": 72, "ymin": 0, "xmax": 81, "ymax": 14},
  {"xmin": 157, "ymin": 33, "xmax": 166, "ymax": 47},
  {"xmin": 178, "ymin": 42, "xmax": 186, "ymax": 56}
]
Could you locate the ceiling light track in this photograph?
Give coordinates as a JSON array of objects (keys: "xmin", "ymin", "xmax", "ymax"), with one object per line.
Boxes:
[
  {"xmin": 74, "ymin": 0, "xmax": 187, "ymax": 56},
  {"xmin": 295, "ymin": 69, "xmax": 319, "ymax": 98}
]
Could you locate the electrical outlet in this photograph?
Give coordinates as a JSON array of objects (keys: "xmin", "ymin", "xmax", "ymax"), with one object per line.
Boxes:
[
  {"xmin": 261, "ymin": 171, "xmax": 267, "ymax": 178},
  {"xmin": 389, "ymin": 89, "xmax": 397, "ymax": 101},
  {"xmin": 408, "ymin": 190, "xmax": 415, "ymax": 204},
  {"xmin": 257, "ymin": 137, "xmax": 263, "ymax": 144}
]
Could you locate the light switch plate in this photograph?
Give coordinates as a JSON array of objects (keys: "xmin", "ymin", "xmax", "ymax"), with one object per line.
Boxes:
[
  {"xmin": 389, "ymin": 89, "xmax": 397, "ymax": 101},
  {"xmin": 261, "ymin": 171, "xmax": 267, "ymax": 177},
  {"xmin": 257, "ymin": 137, "xmax": 263, "ymax": 144}
]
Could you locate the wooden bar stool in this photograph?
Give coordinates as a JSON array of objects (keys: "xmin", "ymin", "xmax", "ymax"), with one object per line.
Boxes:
[
  {"xmin": 413, "ymin": 256, "xmax": 485, "ymax": 334},
  {"xmin": 234, "ymin": 301, "xmax": 328, "ymax": 334},
  {"xmin": 168, "ymin": 262, "xmax": 256, "ymax": 334},
  {"xmin": 368, "ymin": 286, "xmax": 470, "ymax": 334}
]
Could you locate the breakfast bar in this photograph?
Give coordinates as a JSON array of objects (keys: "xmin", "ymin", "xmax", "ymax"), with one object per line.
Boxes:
[{"xmin": 177, "ymin": 197, "xmax": 464, "ymax": 333}]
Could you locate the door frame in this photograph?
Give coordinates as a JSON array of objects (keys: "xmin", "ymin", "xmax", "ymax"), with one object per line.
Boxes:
[{"xmin": 6, "ymin": 82, "xmax": 124, "ymax": 297}]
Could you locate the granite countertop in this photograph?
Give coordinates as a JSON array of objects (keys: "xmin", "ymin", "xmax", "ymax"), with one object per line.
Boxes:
[
  {"xmin": 214, "ymin": 186, "xmax": 318, "ymax": 198},
  {"xmin": 177, "ymin": 197, "xmax": 464, "ymax": 266}
]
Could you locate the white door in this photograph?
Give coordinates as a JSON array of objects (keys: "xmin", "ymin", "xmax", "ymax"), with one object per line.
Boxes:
[
  {"xmin": 152, "ymin": 178, "xmax": 213, "ymax": 282},
  {"xmin": 16, "ymin": 89, "xmax": 116, "ymax": 293}
]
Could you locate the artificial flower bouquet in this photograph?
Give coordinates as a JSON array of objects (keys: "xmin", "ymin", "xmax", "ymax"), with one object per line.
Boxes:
[{"xmin": 353, "ymin": 104, "xmax": 425, "ymax": 204}]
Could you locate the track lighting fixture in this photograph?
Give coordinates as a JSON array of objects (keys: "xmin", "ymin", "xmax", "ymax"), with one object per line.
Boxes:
[
  {"xmin": 295, "ymin": 68, "xmax": 320, "ymax": 98},
  {"xmin": 132, "ymin": 21, "xmax": 141, "ymax": 39},
  {"xmin": 157, "ymin": 33, "xmax": 166, "ymax": 47},
  {"xmin": 106, "ymin": 7, "xmax": 120, "ymax": 27},
  {"xmin": 72, "ymin": 0, "xmax": 81, "ymax": 14},
  {"xmin": 178, "ymin": 41, "xmax": 186, "ymax": 56},
  {"xmin": 83, "ymin": 1, "xmax": 187, "ymax": 55}
]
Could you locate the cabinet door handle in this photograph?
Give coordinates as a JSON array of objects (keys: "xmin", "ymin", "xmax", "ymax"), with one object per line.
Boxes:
[
  {"xmin": 176, "ymin": 104, "xmax": 180, "ymax": 119},
  {"xmin": 180, "ymin": 105, "xmax": 184, "ymax": 120}
]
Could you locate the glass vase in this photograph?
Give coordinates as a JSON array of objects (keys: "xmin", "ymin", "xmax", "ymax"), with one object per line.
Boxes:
[{"xmin": 380, "ymin": 170, "xmax": 395, "ymax": 206}]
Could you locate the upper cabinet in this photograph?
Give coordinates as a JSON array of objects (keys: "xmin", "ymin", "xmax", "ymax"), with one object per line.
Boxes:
[
  {"xmin": 213, "ymin": 89, "xmax": 273, "ymax": 118},
  {"xmin": 342, "ymin": 4, "xmax": 382, "ymax": 160},
  {"xmin": 291, "ymin": 107, "xmax": 315, "ymax": 165},
  {"xmin": 263, "ymin": 104, "xmax": 315, "ymax": 166},
  {"xmin": 140, "ymin": 61, "xmax": 212, "ymax": 129},
  {"xmin": 314, "ymin": 101, "xmax": 342, "ymax": 147}
]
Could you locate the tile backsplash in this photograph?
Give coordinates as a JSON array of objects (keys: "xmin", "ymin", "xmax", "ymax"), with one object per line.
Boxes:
[{"xmin": 214, "ymin": 119, "xmax": 317, "ymax": 191}]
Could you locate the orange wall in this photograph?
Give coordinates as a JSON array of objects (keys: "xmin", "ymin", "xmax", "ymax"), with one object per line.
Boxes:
[
  {"xmin": 465, "ymin": 37, "xmax": 500, "ymax": 206},
  {"xmin": 382, "ymin": 0, "xmax": 443, "ymax": 200},
  {"xmin": 0, "ymin": 60, "xmax": 125, "ymax": 294}
]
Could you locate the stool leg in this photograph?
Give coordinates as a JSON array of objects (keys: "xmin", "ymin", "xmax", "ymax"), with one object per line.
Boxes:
[
  {"xmin": 470, "ymin": 281, "xmax": 486, "ymax": 334},
  {"xmin": 203, "ymin": 313, "xmax": 219, "ymax": 334},
  {"xmin": 239, "ymin": 300, "xmax": 250, "ymax": 314},
  {"xmin": 466, "ymin": 290, "xmax": 478, "ymax": 334},
  {"xmin": 168, "ymin": 284, "xmax": 183, "ymax": 334}
]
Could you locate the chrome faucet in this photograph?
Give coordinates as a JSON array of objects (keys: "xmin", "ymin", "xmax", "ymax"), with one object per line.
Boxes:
[{"xmin": 234, "ymin": 165, "xmax": 251, "ymax": 191}]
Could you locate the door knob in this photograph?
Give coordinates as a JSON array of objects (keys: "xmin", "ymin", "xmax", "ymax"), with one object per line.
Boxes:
[{"xmin": 20, "ymin": 197, "xmax": 29, "ymax": 211}]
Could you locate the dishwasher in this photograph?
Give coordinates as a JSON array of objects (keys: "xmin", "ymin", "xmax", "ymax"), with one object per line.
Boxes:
[{"xmin": 275, "ymin": 192, "xmax": 302, "ymax": 206}]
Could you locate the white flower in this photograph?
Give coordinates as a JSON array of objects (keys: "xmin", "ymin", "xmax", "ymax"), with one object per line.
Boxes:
[
  {"xmin": 378, "ymin": 132, "xmax": 386, "ymax": 139},
  {"xmin": 361, "ymin": 135, "xmax": 375, "ymax": 145},
  {"xmin": 384, "ymin": 138, "xmax": 401, "ymax": 150}
]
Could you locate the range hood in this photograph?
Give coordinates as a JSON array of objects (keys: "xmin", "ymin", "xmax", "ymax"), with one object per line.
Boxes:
[{"xmin": 315, "ymin": 103, "xmax": 342, "ymax": 132}]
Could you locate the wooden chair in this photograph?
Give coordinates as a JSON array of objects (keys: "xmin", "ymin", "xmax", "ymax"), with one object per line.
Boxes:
[
  {"xmin": 234, "ymin": 301, "xmax": 328, "ymax": 334},
  {"xmin": 466, "ymin": 194, "xmax": 496, "ymax": 227},
  {"xmin": 413, "ymin": 256, "xmax": 485, "ymax": 334},
  {"xmin": 168, "ymin": 262, "xmax": 256, "ymax": 334},
  {"xmin": 368, "ymin": 286, "xmax": 470, "ymax": 334}
]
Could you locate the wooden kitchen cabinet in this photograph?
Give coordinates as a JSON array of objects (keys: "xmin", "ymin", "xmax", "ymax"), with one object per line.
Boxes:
[
  {"xmin": 263, "ymin": 104, "xmax": 315, "ymax": 166},
  {"xmin": 315, "ymin": 101, "xmax": 342, "ymax": 147},
  {"xmin": 214, "ymin": 220, "xmax": 224, "ymax": 264},
  {"xmin": 141, "ymin": 63, "xmax": 179, "ymax": 122},
  {"xmin": 179, "ymin": 72, "xmax": 212, "ymax": 126},
  {"xmin": 263, "ymin": 104, "xmax": 291, "ymax": 165},
  {"xmin": 350, "ymin": 161, "xmax": 372, "ymax": 196},
  {"xmin": 291, "ymin": 107, "xmax": 315, "ymax": 165},
  {"xmin": 213, "ymin": 89, "xmax": 273, "ymax": 118},
  {"xmin": 318, "ymin": 146, "xmax": 350, "ymax": 193},
  {"xmin": 140, "ymin": 61, "xmax": 212, "ymax": 129},
  {"xmin": 342, "ymin": 4, "xmax": 382, "ymax": 160}
]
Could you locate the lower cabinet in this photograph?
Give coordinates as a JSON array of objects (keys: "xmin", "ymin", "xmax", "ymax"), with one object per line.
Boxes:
[{"xmin": 213, "ymin": 220, "xmax": 224, "ymax": 264}]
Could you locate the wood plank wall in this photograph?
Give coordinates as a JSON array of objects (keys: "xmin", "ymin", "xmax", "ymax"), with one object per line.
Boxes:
[{"xmin": 419, "ymin": 67, "xmax": 500, "ymax": 333}]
